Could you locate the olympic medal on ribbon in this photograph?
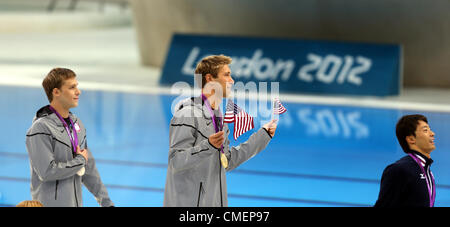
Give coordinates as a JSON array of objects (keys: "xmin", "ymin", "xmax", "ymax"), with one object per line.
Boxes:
[{"xmin": 220, "ymin": 153, "xmax": 228, "ymax": 169}]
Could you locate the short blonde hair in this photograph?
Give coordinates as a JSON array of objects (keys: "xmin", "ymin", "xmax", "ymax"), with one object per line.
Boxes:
[
  {"xmin": 194, "ymin": 55, "xmax": 232, "ymax": 88},
  {"xmin": 16, "ymin": 200, "xmax": 44, "ymax": 207}
]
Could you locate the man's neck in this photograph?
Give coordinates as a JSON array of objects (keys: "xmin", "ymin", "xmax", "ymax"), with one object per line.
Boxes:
[
  {"xmin": 202, "ymin": 91, "xmax": 222, "ymax": 110},
  {"xmin": 410, "ymin": 147, "xmax": 431, "ymax": 159},
  {"xmin": 50, "ymin": 102, "xmax": 70, "ymax": 118}
]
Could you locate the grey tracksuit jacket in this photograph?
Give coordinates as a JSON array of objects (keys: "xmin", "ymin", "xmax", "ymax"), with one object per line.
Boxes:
[
  {"xmin": 163, "ymin": 97, "xmax": 272, "ymax": 207},
  {"xmin": 25, "ymin": 105, "xmax": 113, "ymax": 207}
]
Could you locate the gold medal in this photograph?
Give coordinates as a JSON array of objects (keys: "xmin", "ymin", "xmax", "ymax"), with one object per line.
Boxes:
[{"xmin": 220, "ymin": 153, "xmax": 228, "ymax": 169}]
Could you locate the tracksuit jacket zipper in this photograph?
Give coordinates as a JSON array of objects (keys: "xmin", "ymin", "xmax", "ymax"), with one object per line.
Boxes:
[
  {"xmin": 55, "ymin": 180, "xmax": 59, "ymax": 200},
  {"xmin": 197, "ymin": 182, "xmax": 203, "ymax": 207}
]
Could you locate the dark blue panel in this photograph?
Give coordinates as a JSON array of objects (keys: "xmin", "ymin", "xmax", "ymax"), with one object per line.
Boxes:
[{"xmin": 160, "ymin": 34, "xmax": 402, "ymax": 96}]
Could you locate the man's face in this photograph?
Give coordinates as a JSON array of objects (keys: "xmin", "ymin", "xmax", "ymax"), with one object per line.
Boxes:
[
  {"xmin": 207, "ymin": 64, "xmax": 234, "ymax": 98},
  {"xmin": 412, "ymin": 120, "xmax": 436, "ymax": 153},
  {"xmin": 54, "ymin": 78, "xmax": 81, "ymax": 109},
  {"xmin": 216, "ymin": 65, "xmax": 234, "ymax": 98}
]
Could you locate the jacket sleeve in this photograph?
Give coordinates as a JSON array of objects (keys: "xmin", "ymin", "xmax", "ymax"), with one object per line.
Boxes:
[
  {"xmin": 374, "ymin": 164, "xmax": 406, "ymax": 207},
  {"xmin": 168, "ymin": 107, "xmax": 218, "ymax": 173},
  {"xmin": 224, "ymin": 127, "xmax": 272, "ymax": 172},
  {"xmin": 81, "ymin": 137, "xmax": 114, "ymax": 207},
  {"xmin": 26, "ymin": 121, "xmax": 87, "ymax": 182}
]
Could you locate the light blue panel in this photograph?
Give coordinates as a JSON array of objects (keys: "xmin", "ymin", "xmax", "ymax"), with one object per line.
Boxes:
[{"xmin": 1, "ymin": 85, "xmax": 450, "ymax": 207}]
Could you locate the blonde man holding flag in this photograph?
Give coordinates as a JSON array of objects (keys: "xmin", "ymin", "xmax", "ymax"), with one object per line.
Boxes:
[{"xmin": 164, "ymin": 55, "xmax": 277, "ymax": 207}]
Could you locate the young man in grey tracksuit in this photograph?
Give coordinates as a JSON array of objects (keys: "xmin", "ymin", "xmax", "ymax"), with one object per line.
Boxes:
[
  {"xmin": 25, "ymin": 68, "xmax": 113, "ymax": 207},
  {"xmin": 164, "ymin": 55, "xmax": 277, "ymax": 207}
]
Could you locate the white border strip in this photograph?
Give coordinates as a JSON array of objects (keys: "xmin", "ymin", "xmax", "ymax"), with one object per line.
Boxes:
[{"xmin": 2, "ymin": 77, "xmax": 450, "ymax": 113}]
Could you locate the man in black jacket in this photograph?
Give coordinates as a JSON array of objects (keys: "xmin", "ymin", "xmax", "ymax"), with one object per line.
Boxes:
[{"xmin": 375, "ymin": 114, "xmax": 436, "ymax": 207}]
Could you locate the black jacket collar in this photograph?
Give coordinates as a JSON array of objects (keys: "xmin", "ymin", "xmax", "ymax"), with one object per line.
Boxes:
[
  {"xmin": 409, "ymin": 149, "xmax": 434, "ymax": 166},
  {"xmin": 35, "ymin": 105, "xmax": 76, "ymax": 127}
]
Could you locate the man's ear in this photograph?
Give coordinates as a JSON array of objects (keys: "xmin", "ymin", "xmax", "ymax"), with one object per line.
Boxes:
[
  {"xmin": 205, "ymin": 74, "xmax": 214, "ymax": 83},
  {"xmin": 406, "ymin": 135, "xmax": 416, "ymax": 145},
  {"xmin": 52, "ymin": 88, "xmax": 60, "ymax": 98}
]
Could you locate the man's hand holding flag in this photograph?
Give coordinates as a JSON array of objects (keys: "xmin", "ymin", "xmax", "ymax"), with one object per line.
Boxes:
[{"xmin": 224, "ymin": 98, "xmax": 286, "ymax": 140}]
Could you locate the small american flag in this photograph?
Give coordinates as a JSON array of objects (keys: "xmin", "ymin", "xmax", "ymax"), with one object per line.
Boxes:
[
  {"xmin": 224, "ymin": 99, "xmax": 254, "ymax": 140},
  {"xmin": 273, "ymin": 98, "xmax": 287, "ymax": 115},
  {"xmin": 224, "ymin": 100, "xmax": 238, "ymax": 123}
]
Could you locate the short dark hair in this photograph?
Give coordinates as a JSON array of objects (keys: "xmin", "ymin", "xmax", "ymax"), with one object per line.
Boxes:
[
  {"xmin": 42, "ymin": 68, "xmax": 76, "ymax": 102},
  {"xmin": 395, "ymin": 114, "xmax": 428, "ymax": 153}
]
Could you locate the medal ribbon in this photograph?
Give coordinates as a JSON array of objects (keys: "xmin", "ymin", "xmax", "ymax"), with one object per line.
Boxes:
[
  {"xmin": 201, "ymin": 94, "xmax": 224, "ymax": 154},
  {"xmin": 408, "ymin": 153, "xmax": 436, "ymax": 207},
  {"xmin": 49, "ymin": 106, "xmax": 78, "ymax": 154}
]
